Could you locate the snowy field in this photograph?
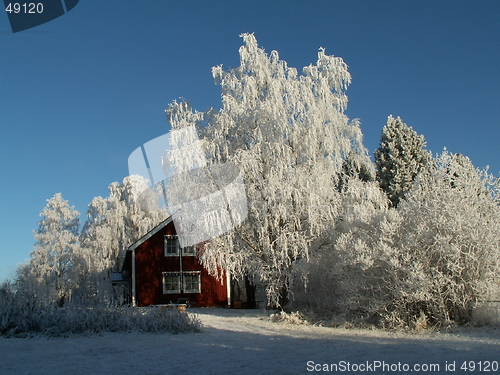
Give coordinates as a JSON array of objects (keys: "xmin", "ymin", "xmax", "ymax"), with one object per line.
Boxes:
[{"xmin": 1, "ymin": 308, "xmax": 499, "ymax": 375}]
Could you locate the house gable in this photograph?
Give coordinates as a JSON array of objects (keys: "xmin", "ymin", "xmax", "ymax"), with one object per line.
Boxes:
[
  {"xmin": 124, "ymin": 217, "xmax": 229, "ymax": 307},
  {"xmin": 128, "ymin": 216, "xmax": 173, "ymax": 251}
]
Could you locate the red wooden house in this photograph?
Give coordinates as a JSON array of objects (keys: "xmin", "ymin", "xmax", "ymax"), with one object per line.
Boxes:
[{"xmin": 121, "ymin": 216, "xmax": 230, "ymax": 307}]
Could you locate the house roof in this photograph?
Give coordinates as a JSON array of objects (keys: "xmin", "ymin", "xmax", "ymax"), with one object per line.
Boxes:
[{"xmin": 128, "ymin": 215, "xmax": 173, "ymax": 251}]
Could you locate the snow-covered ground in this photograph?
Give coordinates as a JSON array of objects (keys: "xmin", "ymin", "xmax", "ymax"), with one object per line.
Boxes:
[{"xmin": 1, "ymin": 308, "xmax": 499, "ymax": 375}]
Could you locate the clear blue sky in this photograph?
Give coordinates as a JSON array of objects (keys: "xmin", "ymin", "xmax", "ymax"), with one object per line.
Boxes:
[{"xmin": 1, "ymin": 1, "xmax": 499, "ymax": 283}]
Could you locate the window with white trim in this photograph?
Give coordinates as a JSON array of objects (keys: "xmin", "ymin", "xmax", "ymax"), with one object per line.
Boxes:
[
  {"xmin": 183, "ymin": 271, "xmax": 201, "ymax": 293},
  {"xmin": 162, "ymin": 271, "xmax": 201, "ymax": 294},
  {"xmin": 182, "ymin": 245, "xmax": 196, "ymax": 256},
  {"xmin": 162, "ymin": 272, "xmax": 181, "ymax": 294},
  {"xmin": 164, "ymin": 235, "xmax": 179, "ymax": 256}
]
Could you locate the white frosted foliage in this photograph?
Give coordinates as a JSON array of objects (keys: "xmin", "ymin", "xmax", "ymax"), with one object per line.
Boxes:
[
  {"xmin": 164, "ymin": 104, "xmax": 248, "ymax": 248},
  {"xmin": 374, "ymin": 116, "xmax": 431, "ymax": 207},
  {"xmin": 200, "ymin": 34, "xmax": 367, "ymax": 307},
  {"xmin": 24, "ymin": 193, "xmax": 81, "ymax": 307},
  {"xmin": 300, "ymin": 149, "xmax": 500, "ymax": 327},
  {"xmin": 77, "ymin": 177, "xmax": 167, "ymax": 305}
]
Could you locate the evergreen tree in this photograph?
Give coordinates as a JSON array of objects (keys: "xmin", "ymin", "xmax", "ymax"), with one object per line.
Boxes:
[
  {"xmin": 338, "ymin": 149, "xmax": 375, "ymax": 192},
  {"xmin": 374, "ymin": 116, "xmax": 431, "ymax": 207}
]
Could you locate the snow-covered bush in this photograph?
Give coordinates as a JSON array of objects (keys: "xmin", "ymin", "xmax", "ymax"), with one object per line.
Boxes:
[
  {"xmin": 472, "ymin": 302, "xmax": 500, "ymax": 326},
  {"xmin": 0, "ymin": 282, "xmax": 201, "ymax": 337},
  {"xmin": 270, "ymin": 310, "xmax": 308, "ymax": 325},
  {"xmin": 291, "ymin": 177, "xmax": 395, "ymax": 322},
  {"xmin": 388, "ymin": 150, "xmax": 500, "ymax": 326},
  {"xmin": 294, "ymin": 150, "xmax": 500, "ymax": 328}
]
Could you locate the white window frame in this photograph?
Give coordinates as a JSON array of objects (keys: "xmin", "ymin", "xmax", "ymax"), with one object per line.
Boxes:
[
  {"xmin": 182, "ymin": 245, "xmax": 196, "ymax": 256},
  {"xmin": 183, "ymin": 271, "xmax": 201, "ymax": 293},
  {"xmin": 162, "ymin": 272, "xmax": 181, "ymax": 294},
  {"xmin": 162, "ymin": 271, "xmax": 201, "ymax": 294},
  {"xmin": 164, "ymin": 235, "xmax": 179, "ymax": 256}
]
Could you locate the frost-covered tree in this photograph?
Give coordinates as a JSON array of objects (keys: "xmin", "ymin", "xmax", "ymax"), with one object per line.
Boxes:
[
  {"xmin": 337, "ymin": 147, "xmax": 375, "ymax": 193},
  {"xmin": 374, "ymin": 116, "xmax": 431, "ymax": 207},
  {"xmin": 392, "ymin": 150, "xmax": 500, "ymax": 325},
  {"xmin": 301, "ymin": 149, "xmax": 500, "ymax": 327},
  {"xmin": 192, "ymin": 34, "xmax": 369, "ymax": 308},
  {"xmin": 25, "ymin": 193, "xmax": 80, "ymax": 307},
  {"xmin": 291, "ymin": 174, "xmax": 393, "ymax": 319},
  {"xmin": 78, "ymin": 176, "xmax": 167, "ymax": 305}
]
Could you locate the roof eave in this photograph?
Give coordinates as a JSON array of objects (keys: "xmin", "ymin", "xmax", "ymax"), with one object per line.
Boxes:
[{"xmin": 128, "ymin": 215, "xmax": 173, "ymax": 251}]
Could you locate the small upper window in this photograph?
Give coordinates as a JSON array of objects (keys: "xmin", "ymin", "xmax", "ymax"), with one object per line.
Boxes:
[
  {"xmin": 164, "ymin": 235, "xmax": 179, "ymax": 256},
  {"xmin": 182, "ymin": 245, "xmax": 196, "ymax": 256}
]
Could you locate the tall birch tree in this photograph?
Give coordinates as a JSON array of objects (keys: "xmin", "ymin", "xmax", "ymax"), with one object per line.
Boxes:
[{"xmin": 192, "ymin": 34, "xmax": 369, "ymax": 307}]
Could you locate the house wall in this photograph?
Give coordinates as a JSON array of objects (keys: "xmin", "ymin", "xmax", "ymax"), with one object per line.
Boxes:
[{"xmin": 133, "ymin": 221, "xmax": 228, "ymax": 307}]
